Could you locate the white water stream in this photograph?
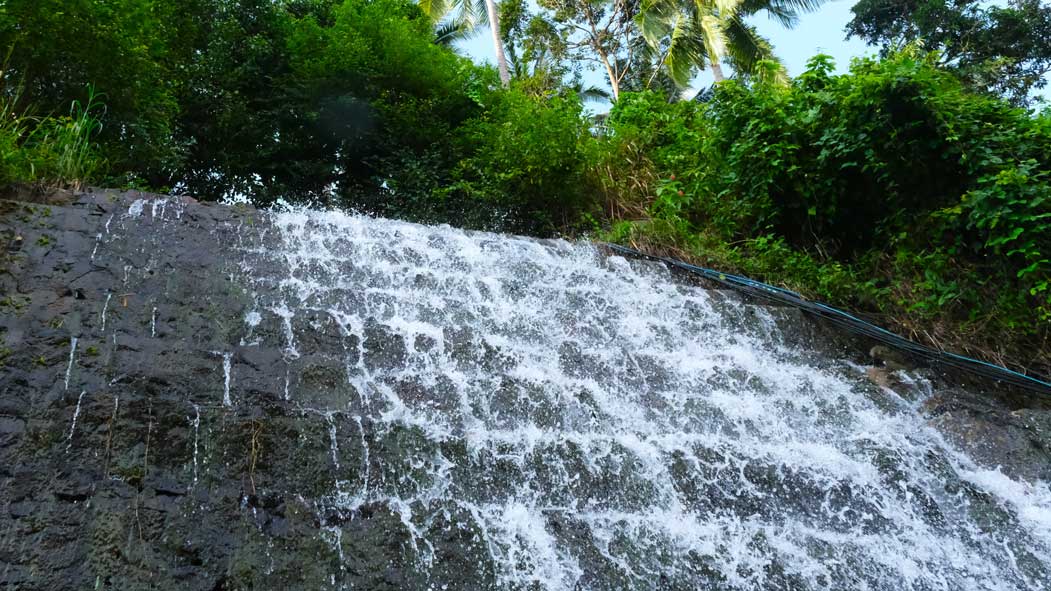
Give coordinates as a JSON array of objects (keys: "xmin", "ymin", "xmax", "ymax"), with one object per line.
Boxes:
[
  {"xmin": 97, "ymin": 198, "xmax": 1050, "ymax": 588},
  {"xmin": 225, "ymin": 208, "xmax": 1051, "ymax": 590}
]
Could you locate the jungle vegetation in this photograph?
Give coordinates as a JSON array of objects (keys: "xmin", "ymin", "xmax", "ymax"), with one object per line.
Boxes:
[{"xmin": 1, "ymin": 0, "xmax": 1049, "ymax": 376}]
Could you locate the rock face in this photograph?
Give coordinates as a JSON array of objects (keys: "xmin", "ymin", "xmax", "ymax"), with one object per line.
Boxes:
[
  {"xmin": 0, "ymin": 192, "xmax": 405, "ymax": 590},
  {"xmin": 0, "ymin": 190, "xmax": 1049, "ymax": 591}
]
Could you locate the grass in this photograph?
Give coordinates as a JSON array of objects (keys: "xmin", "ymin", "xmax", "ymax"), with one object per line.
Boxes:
[
  {"xmin": 602, "ymin": 217, "xmax": 1051, "ymax": 381},
  {"xmin": 0, "ymin": 74, "xmax": 105, "ymax": 190}
]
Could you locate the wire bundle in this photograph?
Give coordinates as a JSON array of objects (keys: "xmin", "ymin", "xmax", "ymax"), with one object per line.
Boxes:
[{"xmin": 605, "ymin": 243, "xmax": 1051, "ymax": 395}]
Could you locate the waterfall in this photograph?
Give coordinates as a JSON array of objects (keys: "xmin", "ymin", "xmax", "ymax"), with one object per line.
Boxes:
[
  {"xmin": 29, "ymin": 193, "xmax": 1045, "ymax": 590},
  {"xmin": 228, "ymin": 207, "xmax": 1050, "ymax": 590}
]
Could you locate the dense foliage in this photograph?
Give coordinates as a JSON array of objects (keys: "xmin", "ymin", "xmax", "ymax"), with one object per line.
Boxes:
[
  {"xmin": 598, "ymin": 52, "xmax": 1051, "ymax": 372},
  {"xmin": 2, "ymin": 0, "xmax": 1050, "ymax": 374},
  {"xmin": 0, "ymin": 0, "xmax": 587, "ymax": 223},
  {"xmin": 847, "ymin": 0, "xmax": 1051, "ymax": 106}
]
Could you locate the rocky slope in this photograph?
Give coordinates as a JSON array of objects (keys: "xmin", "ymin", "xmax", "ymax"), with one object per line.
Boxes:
[{"xmin": 0, "ymin": 189, "xmax": 1049, "ymax": 590}]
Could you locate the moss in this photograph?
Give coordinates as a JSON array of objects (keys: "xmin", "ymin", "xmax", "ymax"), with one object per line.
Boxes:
[
  {"xmin": 36, "ymin": 234, "xmax": 51, "ymax": 246},
  {"xmin": 25, "ymin": 420, "xmax": 59, "ymax": 450},
  {"xmin": 0, "ymin": 200, "xmax": 19, "ymax": 219},
  {"xmin": 112, "ymin": 461, "xmax": 145, "ymax": 488},
  {"xmin": 0, "ymin": 294, "xmax": 29, "ymax": 314},
  {"xmin": 33, "ymin": 355, "xmax": 47, "ymax": 367},
  {"xmin": 86, "ymin": 511, "xmax": 129, "ymax": 585},
  {"xmin": 86, "ymin": 345, "xmax": 100, "ymax": 356},
  {"xmin": 225, "ymin": 517, "xmax": 334, "ymax": 590}
]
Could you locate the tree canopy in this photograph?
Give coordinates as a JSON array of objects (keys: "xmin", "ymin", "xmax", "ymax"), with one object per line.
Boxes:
[
  {"xmin": 847, "ymin": 0, "xmax": 1051, "ymax": 105},
  {"xmin": 1, "ymin": 0, "xmax": 495, "ymax": 205},
  {"xmin": 2, "ymin": 0, "xmax": 1051, "ymax": 373}
]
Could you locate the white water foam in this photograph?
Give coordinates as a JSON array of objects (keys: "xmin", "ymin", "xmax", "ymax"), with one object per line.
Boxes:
[
  {"xmin": 221, "ymin": 352, "xmax": 232, "ymax": 407},
  {"xmin": 100, "ymin": 293, "xmax": 112, "ymax": 332},
  {"xmin": 230, "ymin": 207, "xmax": 1050, "ymax": 590},
  {"xmin": 65, "ymin": 390, "xmax": 86, "ymax": 453},
  {"xmin": 64, "ymin": 336, "xmax": 78, "ymax": 390}
]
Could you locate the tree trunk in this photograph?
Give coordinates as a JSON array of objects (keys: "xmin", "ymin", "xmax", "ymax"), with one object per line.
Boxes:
[
  {"xmin": 582, "ymin": 3, "xmax": 619, "ymax": 101},
  {"xmin": 710, "ymin": 60, "xmax": 726, "ymax": 83},
  {"xmin": 484, "ymin": 0, "xmax": 511, "ymax": 88},
  {"xmin": 598, "ymin": 53, "xmax": 621, "ymax": 102}
]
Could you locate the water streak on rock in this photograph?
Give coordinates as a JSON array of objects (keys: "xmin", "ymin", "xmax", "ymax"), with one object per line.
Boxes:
[
  {"xmin": 63, "ymin": 337, "xmax": 77, "ymax": 390},
  {"xmin": 221, "ymin": 352, "xmax": 232, "ymax": 407},
  {"xmin": 190, "ymin": 402, "xmax": 200, "ymax": 485},
  {"xmin": 100, "ymin": 293, "xmax": 111, "ymax": 332},
  {"xmin": 65, "ymin": 390, "xmax": 86, "ymax": 453}
]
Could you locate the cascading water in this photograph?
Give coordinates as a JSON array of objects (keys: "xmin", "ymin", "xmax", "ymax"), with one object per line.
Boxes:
[
  {"xmin": 229, "ymin": 208, "xmax": 1049, "ymax": 590},
  {"xmin": 9, "ymin": 193, "xmax": 1047, "ymax": 590}
]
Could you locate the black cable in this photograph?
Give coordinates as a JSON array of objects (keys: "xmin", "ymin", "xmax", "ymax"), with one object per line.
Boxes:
[{"xmin": 604, "ymin": 243, "xmax": 1051, "ymax": 395}]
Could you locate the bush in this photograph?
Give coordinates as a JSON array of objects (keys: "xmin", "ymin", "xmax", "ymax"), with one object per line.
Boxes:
[
  {"xmin": 447, "ymin": 90, "xmax": 597, "ymax": 235},
  {"xmin": 0, "ymin": 89, "xmax": 104, "ymax": 189},
  {"xmin": 952, "ymin": 160, "xmax": 1051, "ymax": 320},
  {"xmin": 597, "ymin": 50, "xmax": 1051, "ymax": 373},
  {"xmin": 1, "ymin": 0, "xmax": 181, "ymax": 184}
]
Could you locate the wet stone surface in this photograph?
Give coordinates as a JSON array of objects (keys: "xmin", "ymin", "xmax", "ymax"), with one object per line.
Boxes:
[{"xmin": 0, "ymin": 190, "xmax": 1049, "ymax": 590}]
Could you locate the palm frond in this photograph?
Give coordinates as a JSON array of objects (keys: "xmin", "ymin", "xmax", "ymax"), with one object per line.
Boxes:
[
  {"xmin": 576, "ymin": 84, "xmax": 613, "ymax": 103},
  {"xmin": 418, "ymin": 0, "xmax": 451, "ymax": 22},
  {"xmin": 711, "ymin": 0, "xmax": 746, "ymax": 19},
  {"xmin": 740, "ymin": 0, "xmax": 822, "ymax": 27},
  {"xmin": 434, "ymin": 19, "xmax": 478, "ymax": 46},
  {"xmin": 638, "ymin": 0, "xmax": 813, "ymax": 88},
  {"xmin": 418, "ymin": 0, "xmax": 488, "ymax": 28},
  {"xmin": 724, "ymin": 17, "xmax": 787, "ymax": 82},
  {"xmin": 746, "ymin": 1, "xmax": 799, "ymax": 28},
  {"xmin": 699, "ymin": 13, "xmax": 729, "ymax": 62},
  {"xmin": 637, "ymin": 0, "xmax": 676, "ymax": 49},
  {"xmin": 471, "ymin": 0, "xmax": 491, "ymax": 27},
  {"xmin": 765, "ymin": 0, "xmax": 824, "ymax": 13},
  {"xmin": 665, "ymin": 13, "xmax": 707, "ymax": 86}
]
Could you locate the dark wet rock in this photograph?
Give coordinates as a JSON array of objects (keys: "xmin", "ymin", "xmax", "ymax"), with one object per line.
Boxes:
[
  {"xmin": 0, "ymin": 191, "xmax": 399, "ymax": 589},
  {"xmin": 923, "ymin": 388, "xmax": 1051, "ymax": 482},
  {"xmin": 362, "ymin": 323, "xmax": 408, "ymax": 370},
  {"xmin": 1, "ymin": 189, "xmax": 1050, "ymax": 590},
  {"xmin": 0, "ymin": 416, "xmax": 25, "ymax": 447}
]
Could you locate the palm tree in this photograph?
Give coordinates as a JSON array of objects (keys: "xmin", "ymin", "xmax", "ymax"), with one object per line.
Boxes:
[
  {"xmin": 434, "ymin": 20, "xmax": 476, "ymax": 47},
  {"xmin": 637, "ymin": 0, "xmax": 824, "ymax": 86},
  {"xmin": 418, "ymin": 0, "xmax": 512, "ymax": 87}
]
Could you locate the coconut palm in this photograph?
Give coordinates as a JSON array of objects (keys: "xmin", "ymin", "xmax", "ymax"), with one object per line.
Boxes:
[
  {"xmin": 419, "ymin": 0, "xmax": 512, "ymax": 87},
  {"xmin": 637, "ymin": 0, "xmax": 824, "ymax": 86},
  {"xmin": 434, "ymin": 20, "xmax": 476, "ymax": 47}
]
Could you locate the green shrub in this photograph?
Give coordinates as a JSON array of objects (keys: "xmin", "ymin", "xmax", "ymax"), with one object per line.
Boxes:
[
  {"xmin": 597, "ymin": 50, "xmax": 1051, "ymax": 372},
  {"xmin": 1, "ymin": 0, "xmax": 181, "ymax": 183},
  {"xmin": 0, "ymin": 94, "xmax": 30, "ymax": 183},
  {"xmin": 953, "ymin": 160, "xmax": 1051, "ymax": 320},
  {"xmin": 448, "ymin": 90, "xmax": 597, "ymax": 235},
  {"xmin": 0, "ymin": 88, "xmax": 104, "ymax": 188},
  {"xmin": 603, "ymin": 52, "xmax": 1050, "ymax": 251}
]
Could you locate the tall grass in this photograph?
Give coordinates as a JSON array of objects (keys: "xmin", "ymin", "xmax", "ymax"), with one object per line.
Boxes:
[
  {"xmin": 0, "ymin": 81, "xmax": 105, "ymax": 190},
  {"xmin": 0, "ymin": 86, "xmax": 30, "ymax": 184}
]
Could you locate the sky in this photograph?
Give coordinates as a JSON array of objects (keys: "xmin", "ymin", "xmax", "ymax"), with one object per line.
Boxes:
[{"xmin": 457, "ymin": 0, "xmax": 877, "ymax": 110}]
